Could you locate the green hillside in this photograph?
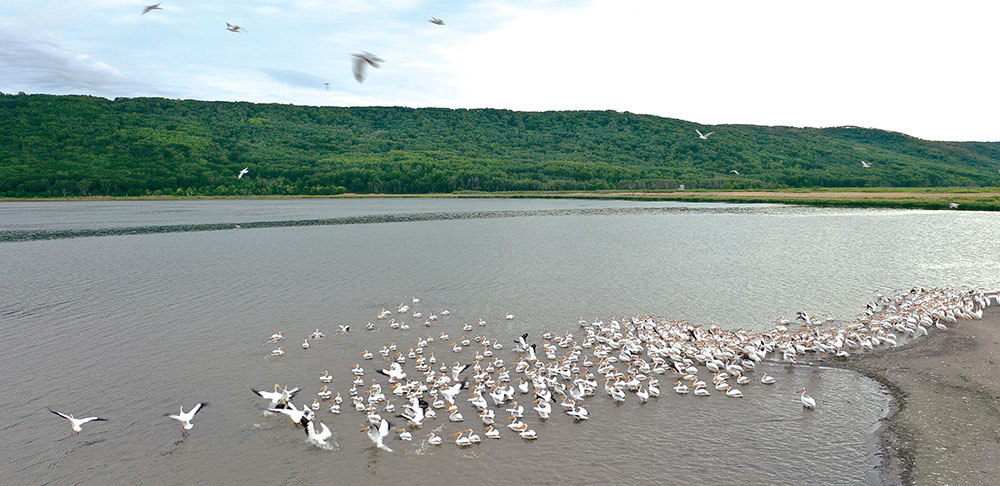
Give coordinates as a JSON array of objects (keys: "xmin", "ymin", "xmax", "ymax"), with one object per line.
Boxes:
[{"xmin": 1, "ymin": 93, "xmax": 998, "ymax": 197}]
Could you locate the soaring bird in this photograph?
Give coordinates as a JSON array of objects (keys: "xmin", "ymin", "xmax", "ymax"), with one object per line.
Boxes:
[
  {"xmin": 352, "ymin": 52, "xmax": 384, "ymax": 83},
  {"xmin": 730, "ymin": 170, "xmax": 739, "ymax": 175},
  {"xmin": 429, "ymin": 17, "xmax": 445, "ymax": 25},
  {"xmin": 226, "ymin": 23, "xmax": 243, "ymax": 33},
  {"xmin": 237, "ymin": 167, "xmax": 249, "ymax": 179},
  {"xmin": 167, "ymin": 402, "xmax": 206, "ymax": 430},
  {"xmin": 861, "ymin": 160, "xmax": 871, "ymax": 168},
  {"xmin": 696, "ymin": 129, "xmax": 714, "ymax": 140},
  {"xmin": 49, "ymin": 409, "xmax": 107, "ymax": 435},
  {"xmin": 142, "ymin": 3, "xmax": 162, "ymax": 15}
]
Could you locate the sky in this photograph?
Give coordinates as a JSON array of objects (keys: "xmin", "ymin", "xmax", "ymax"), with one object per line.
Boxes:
[{"xmin": 1, "ymin": 0, "xmax": 998, "ymax": 142}]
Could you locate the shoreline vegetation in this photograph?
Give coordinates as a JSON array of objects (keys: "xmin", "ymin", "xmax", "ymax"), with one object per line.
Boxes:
[
  {"xmin": 822, "ymin": 305, "xmax": 1000, "ymax": 486},
  {"xmin": 3, "ymin": 189, "xmax": 1000, "ymax": 211}
]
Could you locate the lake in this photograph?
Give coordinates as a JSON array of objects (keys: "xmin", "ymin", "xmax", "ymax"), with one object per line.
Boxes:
[{"xmin": 3, "ymin": 198, "xmax": 998, "ymax": 485}]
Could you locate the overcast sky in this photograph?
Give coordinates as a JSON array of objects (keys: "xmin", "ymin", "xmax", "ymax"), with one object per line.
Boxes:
[{"xmin": 1, "ymin": 0, "xmax": 997, "ymax": 141}]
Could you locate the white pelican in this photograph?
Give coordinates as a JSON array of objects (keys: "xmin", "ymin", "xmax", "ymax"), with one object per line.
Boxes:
[
  {"xmin": 320, "ymin": 370, "xmax": 333, "ymax": 383},
  {"xmin": 167, "ymin": 402, "xmax": 206, "ymax": 430},
  {"xmin": 361, "ymin": 418, "xmax": 393, "ymax": 452},
  {"xmin": 425, "ymin": 432, "xmax": 443, "ymax": 445},
  {"xmin": 266, "ymin": 331, "xmax": 285, "ymax": 343},
  {"xmin": 310, "ymin": 329, "xmax": 325, "ymax": 339},
  {"xmin": 142, "ymin": 3, "xmax": 161, "ymax": 15},
  {"xmin": 302, "ymin": 339, "xmax": 310, "ymax": 349},
  {"xmin": 270, "ymin": 346, "xmax": 285, "ymax": 357},
  {"xmin": 306, "ymin": 420, "xmax": 333, "ymax": 446},
  {"xmin": 532, "ymin": 398, "xmax": 551, "ymax": 419},
  {"xmin": 429, "ymin": 17, "xmax": 445, "ymax": 25},
  {"xmin": 338, "ymin": 325, "xmax": 351, "ymax": 333},
  {"xmin": 366, "ymin": 322, "xmax": 376, "ymax": 331},
  {"xmin": 696, "ymin": 129, "xmax": 715, "ymax": 140},
  {"xmin": 451, "ymin": 430, "xmax": 473, "ymax": 447},
  {"xmin": 566, "ymin": 403, "xmax": 589, "ymax": 421},
  {"xmin": 759, "ymin": 372, "xmax": 776, "ymax": 384},
  {"xmin": 362, "ymin": 349, "xmax": 373, "ymax": 360},
  {"xmin": 226, "ymin": 22, "xmax": 243, "ymax": 33},
  {"xmin": 448, "ymin": 406, "xmax": 464, "ymax": 422},
  {"xmin": 412, "ymin": 296, "xmax": 420, "ymax": 303},
  {"xmin": 50, "ymin": 409, "xmax": 106, "ymax": 435},
  {"xmin": 505, "ymin": 313, "xmax": 514, "ymax": 320},
  {"xmin": 730, "ymin": 169, "xmax": 740, "ymax": 175},
  {"xmin": 395, "ymin": 429, "xmax": 413, "ymax": 441},
  {"xmin": 723, "ymin": 385, "xmax": 743, "ymax": 398},
  {"xmin": 519, "ymin": 429, "xmax": 537, "ymax": 440},
  {"xmin": 317, "ymin": 386, "xmax": 332, "ymax": 399},
  {"xmin": 485, "ymin": 425, "xmax": 501, "ymax": 439},
  {"xmin": 311, "ymin": 399, "xmax": 321, "ymax": 411},
  {"xmin": 252, "ymin": 384, "xmax": 298, "ymax": 407},
  {"xmin": 798, "ymin": 388, "xmax": 816, "ymax": 409},
  {"xmin": 269, "ymin": 403, "xmax": 312, "ymax": 426},
  {"xmin": 861, "ymin": 160, "xmax": 871, "ymax": 168}
]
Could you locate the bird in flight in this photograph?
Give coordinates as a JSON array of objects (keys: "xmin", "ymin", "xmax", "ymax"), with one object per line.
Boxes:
[
  {"xmin": 696, "ymin": 129, "xmax": 714, "ymax": 140},
  {"xmin": 142, "ymin": 3, "xmax": 162, "ymax": 15},
  {"xmin": 226, "ymin": 23, "xmax": 243, "ymax": 33},
  {"xmin": 730, "ymin": 170, "xmax": 740, "ymax": 175},
  {"xmin": 324, "ymin": 82, "xmax": 330, "ymax": 90},
  {"xmin": 167, "ymin": 402, "xmax": 206, "ymax": 430},
  {"xmin": 352, "ymin": 52, "xmax": 384, "ymax": 83},
  {"xmin": 429, "ymin": 17, "xmax": 445, "ymax": 25},
  {"xmin": 238, "ymin": 167, "xmax": 249, "ymax": 179},
  {"xmin": 49, "ymin": 409, "xmax": 107, "ymax": 435},
  {"xmin": 861, "ymin": 160, "xmax": 871, "ymax": 168}
]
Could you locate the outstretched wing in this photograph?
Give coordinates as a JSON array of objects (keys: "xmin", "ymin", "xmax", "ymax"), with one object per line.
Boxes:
[{"xmin": 49, "ymin": 409, "xmax": 72, "ymax": 421}]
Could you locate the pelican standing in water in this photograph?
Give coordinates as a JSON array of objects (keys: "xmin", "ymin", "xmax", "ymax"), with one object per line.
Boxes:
[{"xmin": 49, "ymin": 409, "xmax": 107, "ymax": 435}]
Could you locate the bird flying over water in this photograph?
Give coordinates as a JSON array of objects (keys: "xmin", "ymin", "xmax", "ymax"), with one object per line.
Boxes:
[
  {"xmin": 238, "ymin": 167, "xmax": 249, "ymax": 179},
  {"xmin": 429, "ymin": 17, "xmax": 445, "ymax": 25},
  {"xmin": 226, "ymin": 23, "xmax": 243, "ymax": 33},
  {"xmin": 352, "ymin": 52, "xmax": 384, "ymax": 83},
  {"xmin": 696, "ymin": 129, "xmax": 714, "ymax": 140},
  {"xmin": 142, "ymin": 3, "xmax": 162, "ymax": 15},
  {"xmin": 167, "ymin": 402, "xmax": 206, "ymax": 430},
  {"xmin": 861, "ymin": 160, "xmax": 871, "ymax": 168},
  {"xmin": 49, "ymin": 409, "xmax": 107, "ymax": 435}
]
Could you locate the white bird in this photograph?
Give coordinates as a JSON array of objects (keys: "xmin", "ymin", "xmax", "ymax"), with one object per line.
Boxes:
[
  {"xmin": 730, "ymin": 169, "xmax": 740, "ymax": 175},
  {"xmin": 269, "ymin": 403, "xmax": 312, "ymax": 425},
  {"xmin": 252, "ymin": 384, "xmax": 299, "ymax": 407},
  {"xmin": 237, "ymin": 167, "xmax": 249, "ymax": 179},
  {"xmin": 226, "ymin": 22, "xmax": 243, "ymax": 33},
  {"xmin": 306, "ymin": 420, "xmax": 333, "ymax": 446},
  {"xmin": 798, "ymin": 388, "xmax": 816, "ymax": 409},
  {"xmin": 352, "ymin": 52, "xmax": 384, "ymax": 83},
  {"xmin": 861, "ymin": 160, "xmax": 871, "ymax": 168},
  {"xmin": 266, "ymin": 331, "xmax": 284, "ymax": 343},
  {"xmin": 361, "ymin": 418, "xmax": 393, "ymax": 452},
  {"xmin": 270, "ymin": 346, "xmax": 285, "ymax": 357},
  {"xmin": 948, "ymin": 203, "xmax": 959, "ymax": 209},
  {"xmin": 696, "ymin": 129, "xmax": 715, "ymax": 140},
  {"xmin": 338, "ymin": 324, "xmax": 351, "ymax": 333},
  {"xmin": 302, "ymin": 339, "xmax": 310, "ymax": 349},
  {"xmin": 49, "ymin": 409, "xmax": 107, "ymax": 435},
  {"xmin": 142, "ymin": 3, "xmax": 162, "ymax": 15},
  {"xmin": 429, "ymin": 17, "xmax": 445, "ymax": 25},
  {"xmin": 505, "ymin": 313, "xmax": 514, "ymax": 320},
  {"xmin": 166, "ymin": 402, "xmax": 206, "ymax": 430}
]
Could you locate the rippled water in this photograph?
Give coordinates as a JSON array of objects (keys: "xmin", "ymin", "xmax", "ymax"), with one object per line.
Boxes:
[{"xmin": 3, "ymin": 199, "xmax": 999, "ymax": 485}]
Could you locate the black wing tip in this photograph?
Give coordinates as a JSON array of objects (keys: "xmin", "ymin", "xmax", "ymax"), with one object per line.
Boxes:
[{"xmin": 94, "ymin": 418, "xmax": 108, "ymax": 422}]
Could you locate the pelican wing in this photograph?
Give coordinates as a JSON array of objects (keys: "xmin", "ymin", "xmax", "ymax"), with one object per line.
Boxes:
[
  {"xmin": 352, "ymin": 56, "xmax": 367, "ymax": 82},
  {"xmin": 49, "ymin": 409, "xmax": 72, "ymax": 421}
]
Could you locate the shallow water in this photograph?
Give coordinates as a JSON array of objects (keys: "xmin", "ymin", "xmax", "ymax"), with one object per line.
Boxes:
[{"xmin": 2, "ymin": 199, "xmax": 998, "ymax": 485}]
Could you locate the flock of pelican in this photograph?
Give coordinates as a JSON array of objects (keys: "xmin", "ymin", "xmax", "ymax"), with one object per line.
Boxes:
[{"xmin": 50, "ymin": 287, "xmax": 997, "ymax": 452}]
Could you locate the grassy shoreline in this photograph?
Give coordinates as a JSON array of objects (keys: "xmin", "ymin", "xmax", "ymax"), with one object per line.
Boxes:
[{"xmin": 3, "ymin": 189, "xmax": 1000, "ymax": 211}]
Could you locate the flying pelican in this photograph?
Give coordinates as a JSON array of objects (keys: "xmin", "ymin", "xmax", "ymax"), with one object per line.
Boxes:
[
  {"xmin": 730, "ymin": 169, "xmax": 740, "ymax": 175},
  {"xmin": 252, "ymin": 384, "xmax": 299, "ymax": 407},
  {"xmin": 142, "ymin": 3, "xmax": 162, "ymax": 15},
  {"xmin": 861, "ymin": 160, "xmax": 871, "ymax": 168},
  {"xmin": 798, "ymin": 388, "xmax": 816, "ymax": 409},
  {"xmin": 696, "ymin": 129, "xmax": 714, "ymax": 140},
  {"xmin": 429, "ymin": 17, "xmax": 445, "ymax": 25},
  {"xmin": 269, "ymin": 403, "xmax": 313, "ymax": 426},
  {"xmin": 226, "ymin": 23, "xmax": 243, "ymax": 33},
  {"xmin": 361, "ymin": 418, "xmax": 393, "ymax": 452},
  {"xmin": 166, "ymin": 402, "xmax": 206, "ymax": 430},
  {"xmin": 237, "ymin": 167, "xmax": 249, "ymax": 179},
  {"xmin": 306, "ymin": 420, "xmax": 333, "ymax": 446},
  {"xmin": 49, "ymin": 409, "xmax": 107, "ymax": 435},
  {"xmin": 352, "ymin": 51, "xmax": 384, "ymax": 83}
]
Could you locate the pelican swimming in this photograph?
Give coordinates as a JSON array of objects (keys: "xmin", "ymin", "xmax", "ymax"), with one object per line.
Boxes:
[
  {"xmin": 49, "ymin": 409, "xmax": 107, "ymax": 435},
  {"xmin": 485, "ymin": 425, "xmax": 501, "ymax": 439},
  {"xmin": 166, "ymin": 402, "xmax": 206, "ymax": 430},
  {"xmin": 425, "ymin": 432, "xmax": 443, "ymax": 445},
  {"xmin": 798, "ymin": 388, "xmax": 816, "ymax": 409},
  {"xmin": 451, "ymin": 430, "xmax": 473, "ymax": 447}
]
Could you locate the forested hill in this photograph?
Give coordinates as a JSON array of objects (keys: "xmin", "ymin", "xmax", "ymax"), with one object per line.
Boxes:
[{"xmin": 2, "ymin": 93, "xmax": 998, "ymax": 197}]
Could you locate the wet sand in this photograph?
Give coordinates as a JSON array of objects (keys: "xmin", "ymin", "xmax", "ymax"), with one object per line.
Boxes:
[{"xmin": 826, "ymin": 306, "xmax": 1000, "ymax": 485}]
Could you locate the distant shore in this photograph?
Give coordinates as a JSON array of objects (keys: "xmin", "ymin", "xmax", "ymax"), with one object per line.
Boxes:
[
  {"xmin": 2, "ymin": 189, "xmax": 1000, "ymax": 211},
  {"xmin": 824, "ymin": 306, "xmax": 1000, "ymax": 485}
]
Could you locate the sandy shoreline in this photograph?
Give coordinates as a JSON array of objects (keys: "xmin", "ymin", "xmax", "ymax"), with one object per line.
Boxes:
[{"xmin": 824, "ymin": 305, "xmax": 1000, "ymax": 485}]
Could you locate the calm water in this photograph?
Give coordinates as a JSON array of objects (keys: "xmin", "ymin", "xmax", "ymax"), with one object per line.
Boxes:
[{"xmin": 2, "ymin": 198, "xmax": 999, "ymax": 485}]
